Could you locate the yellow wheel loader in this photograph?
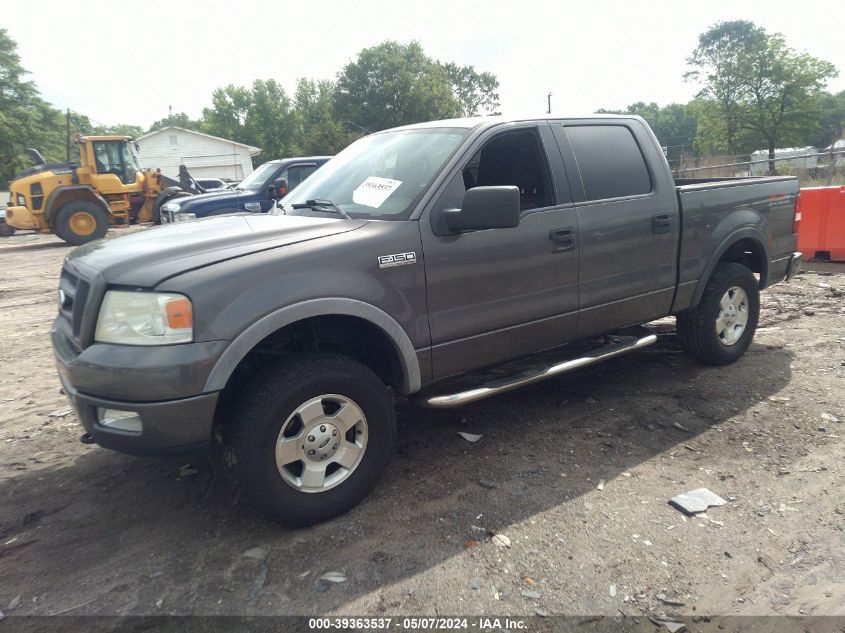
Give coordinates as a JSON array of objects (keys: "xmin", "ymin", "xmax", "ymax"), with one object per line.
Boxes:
[{"xmin": 4, "ymin": 136, "xmax": 190, "ymax": 245}]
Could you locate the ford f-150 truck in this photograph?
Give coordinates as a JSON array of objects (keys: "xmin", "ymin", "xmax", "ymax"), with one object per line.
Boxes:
[
  {"xmin": 159, "ymin": 156, "xmax": 330, "ymax": 222},
  {"xmin": 51, "ymin": 115, "xmax": 801, "ymax": 525}
]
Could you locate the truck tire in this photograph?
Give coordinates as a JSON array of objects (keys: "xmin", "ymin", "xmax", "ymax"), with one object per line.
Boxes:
[
  {"xmin": 223, "ymin": 352, "xmax": 395, "ymax": 526},
  {"xmin": 54, "ymin": 201, "xmax": 109, "ymax": 245},
  {"xmin": 676, "ymin": 262, "xmax": 760, "ymax": 366}
]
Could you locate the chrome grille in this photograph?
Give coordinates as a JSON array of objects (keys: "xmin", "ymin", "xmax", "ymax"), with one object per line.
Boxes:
[{"xmin": 58, "ymin": 266, "xmax": 91, "ymax": 346}]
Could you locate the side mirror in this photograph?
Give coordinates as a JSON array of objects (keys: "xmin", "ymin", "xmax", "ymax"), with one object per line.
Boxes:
[
  {"xmin": 270, "ymin": 178, "xmax": 288, "ymax": 198},
  {"xmin": 442, "ymin": 186, "xmax": 520, "ymax": 232}
]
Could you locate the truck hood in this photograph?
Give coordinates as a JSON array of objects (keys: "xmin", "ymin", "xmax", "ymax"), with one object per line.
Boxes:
[{"xmin": 66, "ymin": 214, "xmax": 367, "ymax": 287}]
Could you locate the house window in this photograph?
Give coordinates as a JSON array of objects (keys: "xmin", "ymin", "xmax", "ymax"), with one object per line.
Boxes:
[{"xmin": 169, "ymin": 135, "xmax": 178, "ymax": 146}]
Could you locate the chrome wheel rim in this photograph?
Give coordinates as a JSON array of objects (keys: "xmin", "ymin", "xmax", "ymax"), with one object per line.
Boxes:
[
  {"xmin": 275, "ymin": 394, "xmax": 368, "ymax": 493},
  {"xmin": 716, "ymin": 286, "xmax": 749, "ymax": 346}
]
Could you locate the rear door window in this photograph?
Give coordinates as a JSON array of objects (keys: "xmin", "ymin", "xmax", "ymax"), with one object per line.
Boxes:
[
  {"xmin": 563, "ymin": 125, "xmax": 652, "ymax": 201},
  {"xmin": 280, "ymin": 164, "xmax": 318, "ymax": 190}
]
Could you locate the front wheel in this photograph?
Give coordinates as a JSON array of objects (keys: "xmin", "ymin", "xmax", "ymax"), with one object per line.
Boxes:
[
  {"xmin": 54, "ymin": 201, "xmax": 108, "ymax": 245},
  {"xmin": 223, "ymin": 352, "xmax": 395, "ymax": 526},
  {"xmin": 676, "ymin": 262, "xmax": 760, "ymax": 366}
]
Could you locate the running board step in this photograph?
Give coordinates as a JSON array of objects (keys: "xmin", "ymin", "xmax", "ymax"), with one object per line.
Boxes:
[{"xmin": 419, "ymin": 334, "xmax": 657, "ymax": 408}]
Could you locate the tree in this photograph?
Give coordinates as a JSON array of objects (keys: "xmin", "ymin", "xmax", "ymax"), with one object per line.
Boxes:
[
  {"xmin": 596, "ymin": 101, "xmax": 697, "ymax": 163},
  {"xmin": 201, "ymin": 84, "xmax": 253, "ymax": 142},
  {"xmin": 0, "ymin": 29, "xmax": 64, "ymax": 184},
  {"xmin": 149, "ymin": 111, "xmax": 201, "ymax": 132},
  {"xmin": 94, "ymin": 123, "xmax": 145, "ymax": 138},
  {"xmin": 741, "ymin": 33, "xmax": 837, "ymax": 173},
  {"xmin": 244, "ymin": 79, "xmax": 296, "ymax": 161},
  {"xmin": 808, "ymin": 90, "xmax": 845, "ymax": 148},
  {"xmin": 334, "ymin": 41, "xmax": 462, "ymax": 132},
  {"xmin": 685, "ymin": 20, "xmax": 768, "ymax": 155},
  {"xmin": 290, "ymin": 78, "xmax": 358, "ymax": 155},
  {"xmin": 442, "ymin": 62, "xmax": 500, "ymax": 116}
]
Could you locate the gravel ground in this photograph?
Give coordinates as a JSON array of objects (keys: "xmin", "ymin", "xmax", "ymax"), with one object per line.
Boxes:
[{"xmin": 0, "ymin": 226, "xmax": 843, "ymax": 619}]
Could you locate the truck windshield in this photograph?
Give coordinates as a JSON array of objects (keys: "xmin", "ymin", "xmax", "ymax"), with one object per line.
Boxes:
[
  {"xmin": 239, "ymin": 163, "xmax": 279, "ymax": 190},
  {"xmin": 278, "ymin": 128, "xmax": 469, "ymax": 220},
  {"xmin": 123, "ymin": 143, "xmax": 141, "ymax": 178}
]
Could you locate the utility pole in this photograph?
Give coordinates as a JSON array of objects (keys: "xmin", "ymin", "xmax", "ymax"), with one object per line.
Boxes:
[
  {"xmin": 546, "ymin": 93, "xmax": 552, "ymax": 115},
  {"xmin": 66, "ymin": 109, "xmax": 71, "ymax": 163}
]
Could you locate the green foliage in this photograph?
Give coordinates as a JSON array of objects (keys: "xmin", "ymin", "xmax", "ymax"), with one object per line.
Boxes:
[
  {"xmin": 148, "ymin": 111, "xmax": 201, "ymax": 132},
  {"xmin": 442, "ymin": 62, "xmax": 500, "ymax": 116},
  {"xmin": 243, "ymin": 79, "xmax": 296, "ymax": 159},
  {"xmin": 290, "ymin": 78, "xmax": 360, "ymax": 156},
  {"xmin": 0, "ymin": 29, "xmax": 65, "ymax": 184},
  {"xmin": 685, "ymin": 21, "xmax": 838, "ymax": 171},
  {"xmin": 598, "ymin": 101, "xmax": 697, "ymax": 162},
  {"xmin": 810, "ymin": 90, "xmax": 845, "ymax": 149},
  {"xmin": 685, "ymin": 20, "xmax": 767, "ymax": 154},
  {"xmin": 742, "ymin": 33, "xmax": 837, "ymax": 162},
  {"xmin": 2, "ymin": 33, "xmax": 503, "ymax": 181},
  {"xmin": 201, "ymin": 84, "xmax": 253, "ymax": 142},
  {"xmin": 334, "ymin": 41, "xmax": 463, "ymax": 132}
]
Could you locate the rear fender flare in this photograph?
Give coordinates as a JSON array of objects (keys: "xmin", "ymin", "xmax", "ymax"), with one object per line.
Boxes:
[{"xmin": 691, "ymin": 227, "xmax": 770, "ymax": 306}]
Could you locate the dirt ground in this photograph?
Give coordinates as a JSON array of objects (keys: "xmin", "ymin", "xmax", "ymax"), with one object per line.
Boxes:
[{"xmin": 0, "ymin": 226, "xmax": 843, "ymax": 620}]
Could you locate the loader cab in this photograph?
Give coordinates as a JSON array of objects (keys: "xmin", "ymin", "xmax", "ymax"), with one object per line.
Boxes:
[{"xmin": 82, "ymin": 136, "xmax": 143, "ymax": 192}]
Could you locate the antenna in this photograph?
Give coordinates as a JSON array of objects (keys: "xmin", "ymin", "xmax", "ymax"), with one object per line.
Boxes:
[{"xmin": 546, "ymin": 93, "xmax": 552, "ymax": 115}]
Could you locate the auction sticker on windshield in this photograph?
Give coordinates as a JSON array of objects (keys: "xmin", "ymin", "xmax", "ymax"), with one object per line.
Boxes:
[{"xmin": 352, "ymin": 177, "xmax": 402, "ymax": 208}]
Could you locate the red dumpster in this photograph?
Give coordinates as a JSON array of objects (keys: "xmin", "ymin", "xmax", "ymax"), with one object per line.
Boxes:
[{"xmin": 797, "ymin": 185, "xmax": 845, "ymax": 261}]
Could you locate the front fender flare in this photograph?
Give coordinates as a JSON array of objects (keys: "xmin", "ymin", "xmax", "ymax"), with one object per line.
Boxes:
[
  {"xmin": 691, "ymin": 227, "xmax": 770, "ymax": 307},
  {"xmin": 203, "ymin": 298, "xmax": 421, "ymax": 395}
]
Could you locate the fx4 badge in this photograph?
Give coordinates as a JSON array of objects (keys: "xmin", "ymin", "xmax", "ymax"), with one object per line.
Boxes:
[{"xmin": 378, "ymin": 252, "xmax": 417, "ymax": 268}]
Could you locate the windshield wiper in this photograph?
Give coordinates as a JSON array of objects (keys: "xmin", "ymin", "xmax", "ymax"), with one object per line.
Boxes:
[{"xmin": 291, "ymin": 199, "xmax": 351, "ymax": 220}]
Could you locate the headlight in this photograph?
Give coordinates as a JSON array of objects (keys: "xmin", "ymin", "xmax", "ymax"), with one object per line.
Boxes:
[
  {"xmin": 161, "ymin": 202, "xmax": 180, "ymax": 212},
  {"xmin": 16, "ymin": 193, "xmax": 25, "ymax": 206},
  {"xmin": 175, "ymin": 212, "xmax": 196, "ymax": 222},
  {"xmin": 95, "ymin": 291, "xmax": 193, "ymax": 345}
]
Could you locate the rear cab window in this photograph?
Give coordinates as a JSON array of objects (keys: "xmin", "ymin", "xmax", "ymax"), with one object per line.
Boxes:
[{"xmin": 559, "ymin": 124, "xmax": 652, "ymax": 201}]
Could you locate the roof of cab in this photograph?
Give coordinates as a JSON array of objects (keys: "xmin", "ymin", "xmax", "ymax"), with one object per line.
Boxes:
[
  {"xmin": 264, "ymin": 156, "xmax": 333, "ymax": 164},
  {"xmin": 385, "ymin": 113, "xmax": 638, "ymax": 133}
]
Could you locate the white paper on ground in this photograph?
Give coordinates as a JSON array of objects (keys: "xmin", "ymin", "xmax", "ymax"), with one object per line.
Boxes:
[{"xmin": 352, "ymin": 176, "xmax": 402, "ymax": 208}]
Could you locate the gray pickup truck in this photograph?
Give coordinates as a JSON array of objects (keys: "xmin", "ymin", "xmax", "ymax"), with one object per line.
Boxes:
[{"xmin": 52, "ymin": 115, "xmax": 801, "ymax": 525}]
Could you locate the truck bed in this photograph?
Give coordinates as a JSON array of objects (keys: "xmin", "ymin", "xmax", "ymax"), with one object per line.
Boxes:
[{"xmin": 671, "ymin": 175, "xmax": 799, "ymax": 312}]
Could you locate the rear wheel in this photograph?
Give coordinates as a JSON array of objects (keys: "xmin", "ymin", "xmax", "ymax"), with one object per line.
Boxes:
[
  {"xmin": 54, "ymin": 201, "xmax": 108, "ymax": 245},
  {"xmin": 223, "ymin": 352, "xmax": 395, "ymax": 526},
  {"xmin": 676, "ymin": 262, "xmax": 760, "ymax": 366}
]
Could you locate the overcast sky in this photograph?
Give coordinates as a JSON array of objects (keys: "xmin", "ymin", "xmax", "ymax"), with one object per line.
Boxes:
[{"xmin": 5, "ymin": 0, "xmax": 845, "ymax": 129}]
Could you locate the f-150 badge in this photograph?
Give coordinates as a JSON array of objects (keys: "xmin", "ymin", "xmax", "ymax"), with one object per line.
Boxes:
[{"xmin": 378, "ymin": 252, "xmax": 417, "ymax": 268}]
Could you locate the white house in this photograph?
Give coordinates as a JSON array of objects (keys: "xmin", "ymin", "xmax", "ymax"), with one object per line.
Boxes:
[{"xmin": 135, "ymin": 126, "xmax": 260, "ymax": 181}]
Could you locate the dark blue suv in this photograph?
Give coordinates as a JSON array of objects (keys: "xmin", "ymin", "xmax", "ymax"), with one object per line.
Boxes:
[{"xmin": 160, "ymin": 156, "xmax": 330, "ymax": 223}]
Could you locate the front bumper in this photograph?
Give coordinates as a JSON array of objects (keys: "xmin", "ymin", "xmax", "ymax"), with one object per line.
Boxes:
[
  {"xmin": 58, "ymin": 373, "xmax": 217, "ymax": 456},
  {"xmin": 52, "ymin": 324, "xmax": 224, "ymax": 456}
]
